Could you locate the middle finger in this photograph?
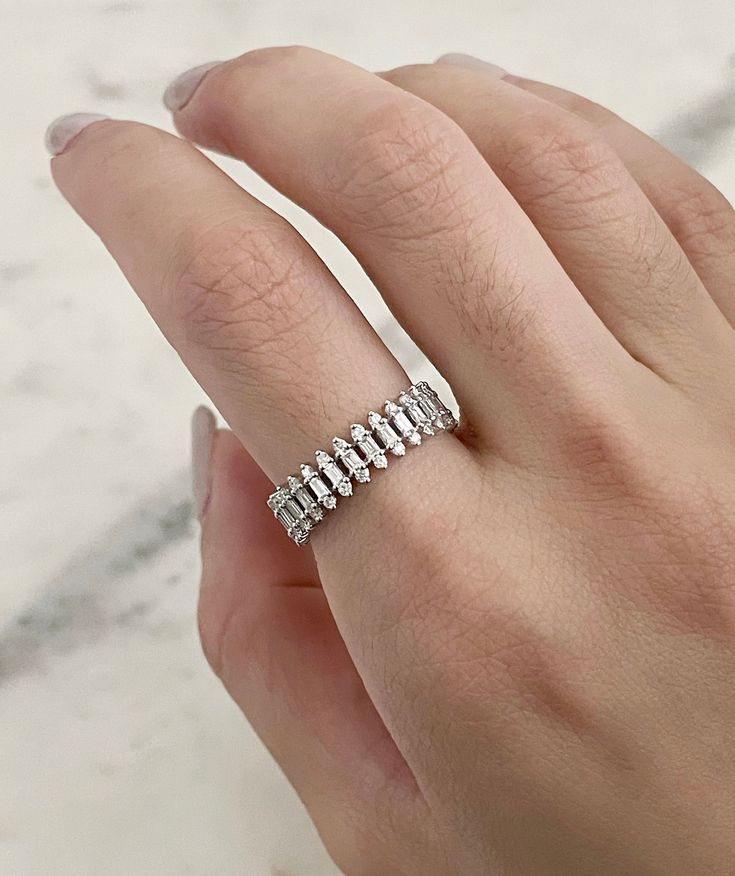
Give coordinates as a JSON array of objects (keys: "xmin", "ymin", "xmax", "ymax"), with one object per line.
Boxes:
[{"xmin": 169, "ymin": 46, "xmax": 634, "ymax": 458}]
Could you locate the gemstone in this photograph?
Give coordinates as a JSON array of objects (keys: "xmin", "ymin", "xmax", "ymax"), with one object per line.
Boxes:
[
  {"xmin": 284, "ymin": 496, "xmax": 305, "ymax": 523},
  {"xmin": 368, "ymin": 411, "xmax": 406, "ymax": 457},
  {"xmin": 276, "ymin": 502, "xmax": 298, "ymax": 529},
  {"xmin": 337, "ymin": 478, "xmax": 353, "ymax": 497},
  {"xmin": 385, "ymin": 400, "xmax": 421, "ymax": 446},
  {"xmin": 351, "ymin": 423, "xmax": 388, "ymax": 469},
  {"xmin": 437, "ymin": 408, "xmax": 457, "ymax": 430},
  {"xmin": 333, "ymin": 437, "xmax": 371, "ymax": 483},
  {"xmin": 316, "ymin": 450, "xmax": 353, "ymax": 497},
  {"xmin": 411, "ymin": 385, "xmax": 442, "ymax": 425},
  {"xmin": 288, "ymin": 475, "xmax": 323, "ymax": 522},
  {"xmin": 308, "ymin": 476, "xmax": 331, "ymax": 502},
  {"xmin": 301, "ymin": 464, "xmax": 336, "ymax": 509},
  {"xmin": 267, "ymin": 489, "xmax": 284, "ymax": 512},
  {"xmin": 399, "ymin": 391, "xmax": 434, "ymax": 435}
]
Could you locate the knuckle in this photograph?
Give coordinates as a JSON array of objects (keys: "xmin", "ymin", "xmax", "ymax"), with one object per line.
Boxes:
[
  {"xmin": 648, "ymin": 476, "xmax": 735, "ymax": 635},
  {"xmin": 555, "ymin": 402, "xmax": 649, "ymax": 493},
  {"xmin": 625, "ymin": 213, "xmax": 700, "ymax": 316},
  {"xmin": 502, "ymin": 109, "xmax": 626, "ymax": 210},
  {"xmin": 556, "ymin": 408, "xmax": 735, "ymax": 636},
  {"xmin": 167, "ymin": 222, "xmax": 315, "ymax": 360},
  {"xmin": 325, "ymin": 96, "xmax": 475, "ymax": 236},
  {"xmin": 661, "ymin": 178, "xmax": 735, "ymax": 257}
]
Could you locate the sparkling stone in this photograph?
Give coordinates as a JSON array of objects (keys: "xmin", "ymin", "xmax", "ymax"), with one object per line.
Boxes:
[
  {"xmin": 437, "ymin": 408, "xmax": 457, "ymax": 430},
  {"xmin": 343, "ymin": 448, "xmax": 365, "ymax": 474},
  {"xmin": 368, "ymin": 411, "xmax": 406, "ymax": 457},
  {"xmin": 284, "ymin": 496, "xmax": 305, "ymax": 523},
  {"xmin": 385, "ymin": 400, "xmax": 421, "ymax": 446},
  {"xmin": 351, "ymin": 423, "xmax": 388, "ymax": 469},
  {"xmin": 413, "ymin": 387, "xmax": 441, "ymax": 424},
  {"xmin": 307, "ymin": 475, "xmax": 331, "ymax": 504},
  {"xmin": 267, "ymin": 489, "xmax": 284, "ymax": 512},
  {"xmin": 292, "ymin": 526, "xmax": 310, "ymax": 546},
  {"xmin": 333, "ymin": 437, "xmax": 371, "ymax": 483},
  {"xmin": 301, "ymin": 464, "xmax": 336, "ymax": 509},
  {"xmin": 399, "ymin": 391, "xmax": 435, "ymax": 435},
  {"xmin": 337, "ymin": 479, "xmax": 353, "ymax": 496},
  {"xmin": 316, "ymin": 450, "xmax": 353, "ymax": 497},
  {"xmin": 276, "ymin": 503, "xmax": 298, "ymax": 529},
  {"xmin": 289, "ymin": 475, "xmax": 323, "ymax": 522}
]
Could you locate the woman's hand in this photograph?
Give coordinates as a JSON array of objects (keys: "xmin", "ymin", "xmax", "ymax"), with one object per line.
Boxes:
[{"xmin": 48, "ymin": 48, "xmax": 735, "ymax": 875}]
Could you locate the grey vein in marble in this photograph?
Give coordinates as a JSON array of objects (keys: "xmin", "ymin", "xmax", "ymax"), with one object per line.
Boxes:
[{"xmin": 0, "ymin": 472, "xmax": 194, "ymax": 686}]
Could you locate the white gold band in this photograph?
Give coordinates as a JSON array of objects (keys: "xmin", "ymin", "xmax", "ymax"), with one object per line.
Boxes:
[{"xmin": 267, "ymin": 382, "xmax": 457, "ymax": 545}]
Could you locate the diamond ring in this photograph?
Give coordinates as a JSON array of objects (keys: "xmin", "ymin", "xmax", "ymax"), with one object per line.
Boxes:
[{"xmin": 267, "ymin": 382, "xmax": 457, "ymax": 545}]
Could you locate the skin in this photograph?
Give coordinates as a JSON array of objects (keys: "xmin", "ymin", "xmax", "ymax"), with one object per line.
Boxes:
[{"xmin": 49, "ymin": 47, "xmax": 735, "ymax": 875}]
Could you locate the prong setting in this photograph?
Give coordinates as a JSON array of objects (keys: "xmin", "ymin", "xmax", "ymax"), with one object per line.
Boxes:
[{"xmin": 268, "ymin": 383, "xmax": 457, "ymax": 544}]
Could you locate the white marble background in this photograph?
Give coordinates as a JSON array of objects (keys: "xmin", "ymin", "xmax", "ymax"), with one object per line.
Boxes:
[{"xmin": 2, "ymin": 1, "xmax": 734, "ymax": 873}]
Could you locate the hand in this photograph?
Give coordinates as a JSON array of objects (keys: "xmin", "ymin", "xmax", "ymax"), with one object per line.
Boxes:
[{"xmin": 48, "ymin": 48, "xmax": 735, "ymax": 875}]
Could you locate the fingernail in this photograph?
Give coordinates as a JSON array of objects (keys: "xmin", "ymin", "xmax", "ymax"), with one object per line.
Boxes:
[
  {"xmin": 435, "ymin": 54, "xmax": 508, "ymax": 78},
  {"xmin": 45, "ymin": 113, "xmax": 110, "ymax": 156},
  {"xmin": 191, "ymin": 405, "xmax": 216, "ymax": 520},
  {"xmin": 163, "ymin": 61, "xmax": 222, "ymax": 111}
]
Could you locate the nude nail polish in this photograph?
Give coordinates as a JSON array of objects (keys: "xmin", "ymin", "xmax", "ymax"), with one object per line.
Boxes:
[
  {"xmin": 45, "ymin": 113, "xmax": 110, "ymax": 156},
  {"xmin": 435, "ymin": 54, "xmax": 508, "ymax": 78},
  {"xmin": 191, "ymin": 405, "xmax": 216, "ymax": 520},
  {"xmin": 163, "ymin": 61, "xmax": 222, "ymax": 111}
]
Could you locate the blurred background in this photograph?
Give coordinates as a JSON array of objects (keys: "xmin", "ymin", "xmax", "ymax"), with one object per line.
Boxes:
[{"xmin": 2, "ymin": 1, "xmax": 734, "ymax": 873}]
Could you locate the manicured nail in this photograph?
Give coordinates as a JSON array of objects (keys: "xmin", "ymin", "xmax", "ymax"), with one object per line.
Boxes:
[
  {"xmin": 163, "ymin": 61, "xmax": 222, "ymax": 111},
  {"xmin": 435, "ymin": 54, "xmax": 508, "ymax": 78},
  {"xmin": 45, "ymin": 113, "xmax": 110, "ymax": 156},
  {"xmin": 191, "ymin": 405, "xmax": 216, "ymax": 520}
]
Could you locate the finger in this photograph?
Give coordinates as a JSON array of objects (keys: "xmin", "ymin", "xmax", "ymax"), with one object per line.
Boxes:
[
  {"xmin": 48, "ymin": 113, "xmax": 479, "ymax": 770},
  {"xmin": 499, "ymin": 69, "xmax": 735, "ymax": 325},
  {"xmin": 194, "ymin": 410, "xmax": 426, "ymax": 873},
  {"xmin": 382, "ymin": 61, "xmax": 735, "ymax": 393},
  {"xmin": 167, "ymin": 47, "xmax": 633, "ymax": 455},
  {"xmin": 48, "ymin": 115, "xmax": 406, "ymax": 488}
]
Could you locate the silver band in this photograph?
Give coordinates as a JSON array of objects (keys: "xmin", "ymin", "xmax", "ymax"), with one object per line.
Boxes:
[{"xmin": 267, "ymin": 382, "xmax": 457, "ymax": 545}]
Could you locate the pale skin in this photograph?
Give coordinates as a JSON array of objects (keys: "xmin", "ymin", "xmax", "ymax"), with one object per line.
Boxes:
[{"xmin": 47, "ymin": 47, "xmax": 735, "ymax": 875}]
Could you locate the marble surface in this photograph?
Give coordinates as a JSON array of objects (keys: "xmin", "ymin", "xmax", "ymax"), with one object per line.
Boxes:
[{"xmin": 2, "ymin": 1, "xmax": 734, "ymax": 873}]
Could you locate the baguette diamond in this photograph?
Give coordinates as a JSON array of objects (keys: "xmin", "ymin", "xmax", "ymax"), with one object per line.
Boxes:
[
  {"xmin": 267, "ymin": 382, "xmax": 456, "ymax": 544},
  {"xmin": 301, "ymin": 463, "xmax": 337, "ymax": 510},
  {"xmin": 288, "ymin": 474, "xmax": 323, "ymax": 522},
  {"xmin": 399, "ymin": 390, "xmax": 434, "ymax": 435},
  {"xmin": 316, "ymin": 450, "xmax": 353, "ymax": 497},
  {"xmin": 385, "ymin": 400, "xmax": 421, "ymax": 446},
  {"xmin": 351, "ymin": 423, "xmax": 388, "ymax": 469},
  {"xmin": 368, "ymin": 411, "xmax": 406, "ymax": 457},
  {"xmin": 333, "ymin": 437, "xmax": 371, "ymax": 484}
]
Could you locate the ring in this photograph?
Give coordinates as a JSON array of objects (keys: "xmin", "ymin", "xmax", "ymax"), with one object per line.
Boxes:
[{"xmin": 267, "ymin": 382, "xmax": 458, "ymax": 544}]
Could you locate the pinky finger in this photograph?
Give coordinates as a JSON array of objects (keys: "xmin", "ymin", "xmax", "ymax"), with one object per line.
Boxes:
[{"xmin": 439, "ymin": 56, "xmax": 735, "ymax": 325}]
